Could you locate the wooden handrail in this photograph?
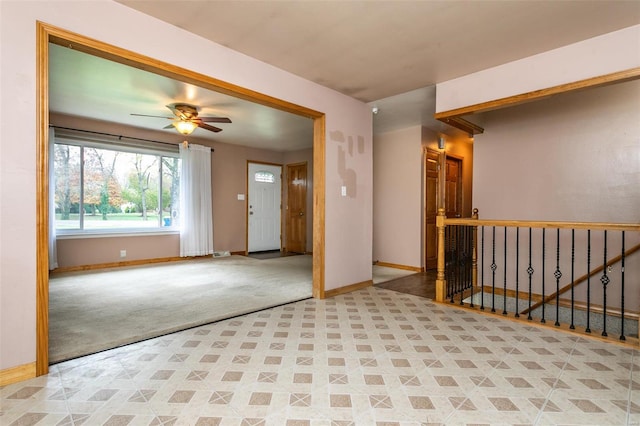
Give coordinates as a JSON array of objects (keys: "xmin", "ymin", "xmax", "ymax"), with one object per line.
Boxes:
[
  {"xmin": 520, "ymin": 243, "xmax": 640, "ymax": 316},
  {"xmin": 444, "ymin": 218, "xmax": 640, "ymax": 232}
]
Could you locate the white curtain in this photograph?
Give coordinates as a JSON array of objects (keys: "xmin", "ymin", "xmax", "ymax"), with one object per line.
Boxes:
[
  {"xmin": 48, "ymin": 127, "xmax": 58, "ymax": 270},
  {"xmin": 179, "ymin": 143, "xmax": 214, "ymax": 257}
]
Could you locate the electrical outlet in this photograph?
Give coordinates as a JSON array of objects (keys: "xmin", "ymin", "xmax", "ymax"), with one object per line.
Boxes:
[{"xmin": 120, "ymin": 250, "xmax": 126, "ymax": 258}]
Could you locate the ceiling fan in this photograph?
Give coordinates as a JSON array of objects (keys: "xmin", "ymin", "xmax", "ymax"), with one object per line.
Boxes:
[{"xmin": 131, "ymin": 103, "xmax": 232, "ymax": 135}]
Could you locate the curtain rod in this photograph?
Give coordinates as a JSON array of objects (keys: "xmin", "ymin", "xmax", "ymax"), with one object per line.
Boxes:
[{"xmin": 49, "ymin": 125, "xmax": 214, "ymax": 152}]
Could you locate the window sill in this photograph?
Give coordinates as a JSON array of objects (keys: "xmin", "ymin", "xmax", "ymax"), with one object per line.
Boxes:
[{"xmin": 56, "ymin": 229, "xmax": 180, "ymax": 240}]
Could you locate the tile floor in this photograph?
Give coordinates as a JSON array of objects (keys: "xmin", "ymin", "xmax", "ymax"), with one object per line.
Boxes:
[{"xmin": 1, "ymin": 287, "xmax": 638, "ymax": 426}]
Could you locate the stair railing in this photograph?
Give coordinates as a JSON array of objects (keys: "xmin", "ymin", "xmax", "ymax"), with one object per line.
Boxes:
[{"xmin": 435, "ymin": 210, "xmax": 640, "ymax": 345}]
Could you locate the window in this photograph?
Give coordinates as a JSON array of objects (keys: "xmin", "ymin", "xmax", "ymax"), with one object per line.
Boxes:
[
  {"xmin": 54, "ymin": 139, "xmax": 180, "ymax": 233},
  {"xmin": 254, "ymin": 171, "xmax": 275, "ymax": 183}
]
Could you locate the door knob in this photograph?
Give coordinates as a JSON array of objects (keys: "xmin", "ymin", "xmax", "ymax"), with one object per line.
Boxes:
[{"xmin": 299, "ymin": 212, "xmax": 304, "ymax": 216}]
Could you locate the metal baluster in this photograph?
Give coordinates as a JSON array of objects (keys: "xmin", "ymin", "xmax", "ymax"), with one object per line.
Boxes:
[
  {"xmin": 527, "ymin": 228, "xmax": 533, "ymax": 320},
  {"xmin": 541, "ymin": 228, "xmax": 546, "ymax": 324},
  {"xmin": 601, "ymin": 230, "xmax": 609, "ymax": 337},
  {"xmin": 460, "ymin": 226, "xmax": 467, "ymax": 305},
  {"xmin": 450, "ymin": 226, "xmax": 455, "ymax": 302},
  {"xmin": 570, "ymin": 229, "xmax": 575, "ymax": 330},
  {"xmin": 491, "ymin": 226, "xmax": 497, "ymax": 313},
  {"xmin": 481, "ymin": 226, "xmax": 485, "ymax": 310},
  {"xmin": 455, "ymin": 226, "xmax": 460, "ymax": 302},
  {"xmin": 586, "ymin": 230, "xmax": 591, "ymax": 333},
  {"xmin": 503, "ymin": 227, "xmax": 508, "ymax": 315},
  {"xmin": 448, "ymin": 226, "xmax": 454, "ymax": 303},
  {"xmin": 515, "ymin": 228, "xmax": 520, "ymax": 318},
  {"xmin": 554, "ymin": 229, "xmax": 562, "ymax": 327},
  {"xmin": 620, "ymin": 231, "xmax": 626, "ymax": 341},
  {"xmin": 469, "ymin": 226, "xmax": 478, "ymax": 308}
]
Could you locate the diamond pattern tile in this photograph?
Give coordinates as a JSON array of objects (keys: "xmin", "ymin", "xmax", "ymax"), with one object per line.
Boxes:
[{"xmin": 1, "ymin": 287, "xmax": 637, "ymax": 425}]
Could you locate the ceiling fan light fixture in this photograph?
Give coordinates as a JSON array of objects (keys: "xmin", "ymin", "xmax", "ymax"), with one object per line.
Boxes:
[{"xmin": 173, "ymin": 120, "xmax": 197, "ymax": 135}]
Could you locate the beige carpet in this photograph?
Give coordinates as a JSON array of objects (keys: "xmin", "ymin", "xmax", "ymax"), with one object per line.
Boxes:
[{"xmin": 49, "ymin": 255, "xmax": 417, "ymax": 363}]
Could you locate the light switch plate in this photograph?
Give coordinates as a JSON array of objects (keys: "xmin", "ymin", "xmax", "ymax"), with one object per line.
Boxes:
[
  {"xmin": 237, "ymin": 194, "xmax": 245, "ymax": 201},
  {"xmin": 341, "ymin": 186, "xmax": 347, "ymax": 196}
]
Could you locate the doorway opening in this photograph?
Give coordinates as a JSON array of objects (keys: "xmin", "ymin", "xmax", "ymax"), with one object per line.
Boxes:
[
  {"xmin": 247, "ymin": 162, "xmax": 283, "ymax": 254},
  {"xmin": 424, "ymin": 149, "xmax": 463, "ymax": 270},
  {"xmin": 285, "ymin": 162, "xmax": 308, "ymax": 255},
  {"xmin": 36, "ymin": 22, "xmax": 326, "ymax": 376}
]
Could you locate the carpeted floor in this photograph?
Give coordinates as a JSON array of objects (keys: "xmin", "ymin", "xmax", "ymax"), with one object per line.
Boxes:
[{"xmin": 49, "ymin": 256, "xmax": 416, "ymax": 364}]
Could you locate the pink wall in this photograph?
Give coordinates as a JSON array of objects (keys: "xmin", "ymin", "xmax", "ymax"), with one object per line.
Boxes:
[
  {"xmin": 373, "ymin": 126, "xmax": 422, "ymax": 268},
  {"xmin": 471, "ymin": 79, "xmax": 640, "ymax": 312},
  {"xmin": 0, "ymin": 2, "xmax": 371, "ymax": 371},
  {"xmin": 372, "ymin": 126, "xmax": 473, "ymax": 269},
  {"xmin": 473, "ymin": 80, "xmax": 640, "ymax": 223},
  {"xmin": 56, "ymin": 234, "xmax": 180, "ymax": 267},
  {"xmin": 436, "ymin": 25, "xmax": 640, "ymax": 113}
]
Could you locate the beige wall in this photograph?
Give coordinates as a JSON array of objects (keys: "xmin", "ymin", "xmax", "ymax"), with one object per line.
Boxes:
[
  {"xmin": 51, "ymin": 114, "xmax": 312, "ymax": 267},
  {"xmin": 372, "ymin": 126, "xmax": 473, "ymax": 269},
  {"xmin": 1, "ymin": 2, "xmax": 371, "ymax": 371}
]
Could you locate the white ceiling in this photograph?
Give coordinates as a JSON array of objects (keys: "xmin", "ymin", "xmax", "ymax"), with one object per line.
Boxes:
[
  {"xmin": 49, "ymin": 44, "xmax": 314, "ymax": 151},
  {"xmin": 51, "ymin": 1, "xmax": 640, "ymax": 147},
  {"xmin": 118, "ymin": 0, "xmax": 640, "ymax": 102}
]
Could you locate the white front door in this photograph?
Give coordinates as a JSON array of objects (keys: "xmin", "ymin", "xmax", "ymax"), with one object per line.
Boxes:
[{"xmin": 248, "ymin": 163, "xmax": 282, "ymax": 252}]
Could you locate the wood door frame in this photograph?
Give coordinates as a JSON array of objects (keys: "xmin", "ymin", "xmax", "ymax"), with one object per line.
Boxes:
[
  {"xmin": 284, "ymin": 161, "xmax": 308, "ymax": 254},
  {"xmin": 444, "ymin": 153, "xmax": 464, "ymax": 218},
  {"xmin": 423, "ymin": 148, "xmax": 440, "ymax": 270},
  {"xmin": 423, "ymin": 149, "xmax": 465, "ymax": 269},
  {"xmin": 36, "ymin": 22, "xmax": 326, "ymax": 376},
  {"xmin": 245, "ymin": 161, "xmax": 284, "ymax": 254}
]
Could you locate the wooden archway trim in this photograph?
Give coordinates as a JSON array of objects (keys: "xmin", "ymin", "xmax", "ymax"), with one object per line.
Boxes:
[
  {"xmin": 435, "ymin": 67, "xmax": 640, "ymax": 135},
  {"xmin": 36, "ymin": 21, "xmax": 326, "ymax": 376}
]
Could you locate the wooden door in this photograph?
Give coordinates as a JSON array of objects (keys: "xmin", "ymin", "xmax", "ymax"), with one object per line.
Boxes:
[
  {"xmin": 285, "ymin": 162, "xmax": 307, "ymax": 253},
  {"xmin": 425, "ymin": 150, "xmax": 439, "ymax": 269},
  {"xmin": 445, "ymin": 157, "xmax": 462, "ymax": 218},
  {"xmin": 248, "ymin": 163, "xmax": 282, "ymax": 252}
]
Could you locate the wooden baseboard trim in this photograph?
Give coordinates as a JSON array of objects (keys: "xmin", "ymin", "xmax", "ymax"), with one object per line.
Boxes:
[
  {"xmin": 435, "ymin": 300, "xmax": 639, "ymax": 348},
  {"xmin": 0, "ymin": 362, "xmax": 36, "ymax": 386},
  {"xmin": 375, "ymin": 261, "xmax": 423, "ymax": 272},
  {"xmin": 230, "ymin": 251, "xmax": 246, "ymax": 256},
  {"xmin": 324, "ymin": 280, "xmax": 373, "ymax": 298},
  {"xmin": 51, "ymin": 255, "xmax": 213, "ymax": 273}
]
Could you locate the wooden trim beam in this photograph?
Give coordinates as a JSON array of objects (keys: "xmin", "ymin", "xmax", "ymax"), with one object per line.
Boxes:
[
  {"xmin": 313, "ymin": 115, "xmax": 326, "ymax": 299},
  {"xmin": 445, "ymin": 218, "xmax": 640, "ymax": 232},
  {"xmin": 437, "ymin": 116, "xmax": 484, "ymax": 136},
  {"xmin": 435, "ymin": 299, "xmax": 638, "ymax": 348},
  {"xmin": 375, "ymin": 261, "xmax": 423, "ymax": 273},
  {"xmin": 434, "ymin": 67, "xmax": 640, "ymax": 134},
  {"xmin": 0, "ymin": 363, "xmax": 36, "ymax": 386},
  {"xmin": 36, "ymin": 21, "xmax": 327, "ymax": 380},
  {"xmin": 36, "ymin": 22, "xmax": 50, "ymax": 378},
  {"xmin": 324, "ymin": 280, "xmax": 372, "ymax": 298}
]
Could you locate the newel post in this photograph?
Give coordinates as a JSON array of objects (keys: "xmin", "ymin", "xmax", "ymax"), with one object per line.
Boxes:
[
  {"xmin": 435, "ymin": 208, "xmax": 447, "ymax": 302},
  {"xmin": 472, "ymin": 208, "xmax": 479, "ymax": 292}
]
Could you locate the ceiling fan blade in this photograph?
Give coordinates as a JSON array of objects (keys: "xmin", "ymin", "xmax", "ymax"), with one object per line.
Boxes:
[
  {"xmin": 197, "ymin": 122, "xmax": 223, "ymax": 133},
  {"xmin": 131, "ymin": 113, "xmax": 173, "ymax": 119},
  {"xmin": 199, "ymin": 116, "xmax": 232, "ymax": 123},
  {"xmin": 163, "ymin": 124, "xmax": 175, "ymax": 129}
]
